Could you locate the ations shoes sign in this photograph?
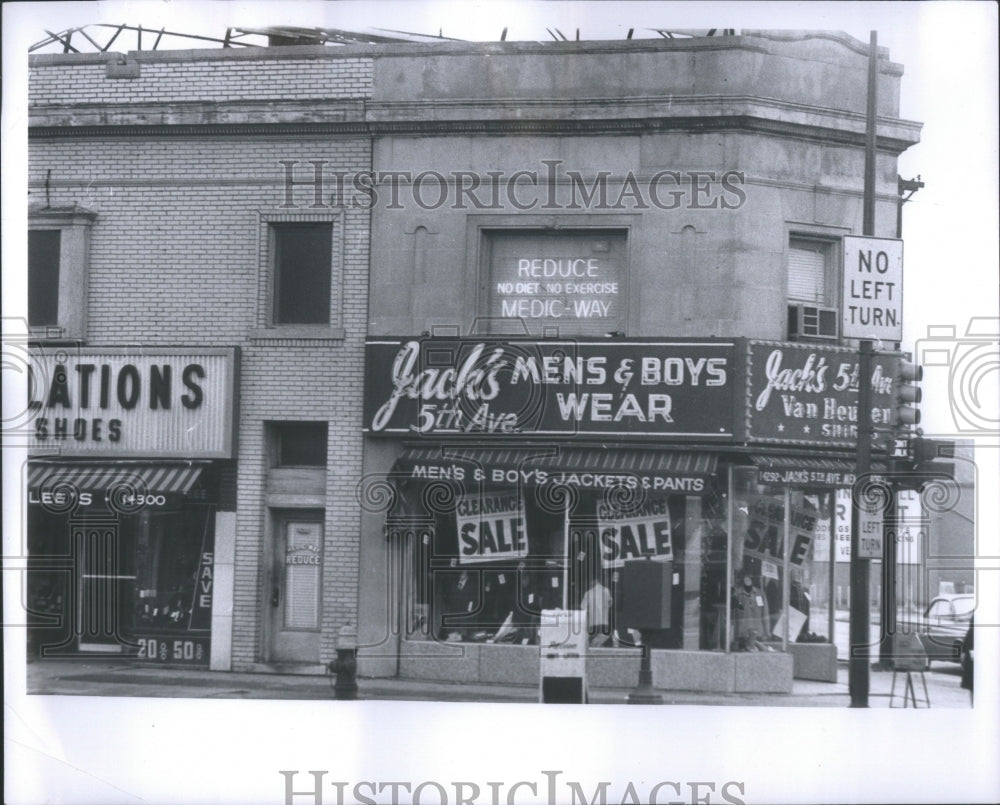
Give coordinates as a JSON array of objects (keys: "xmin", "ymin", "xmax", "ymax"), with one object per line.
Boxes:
[{"xmin": 363, "ymin": 338, "xmax": 737, "ymax": 440}]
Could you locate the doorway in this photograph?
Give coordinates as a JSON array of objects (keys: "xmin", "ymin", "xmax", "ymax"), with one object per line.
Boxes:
[{"xmin": 268, "ymin": 511, "xmax": 324, "ymax": 664}]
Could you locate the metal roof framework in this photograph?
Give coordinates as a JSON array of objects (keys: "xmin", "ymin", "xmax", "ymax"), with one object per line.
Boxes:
[{"xmin": 29, "ymin": 23, "xmax": 736, "ymax": 53}]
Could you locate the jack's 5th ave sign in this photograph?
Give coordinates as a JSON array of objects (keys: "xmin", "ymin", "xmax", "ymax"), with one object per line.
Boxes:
[
  {"xmin": 364, "ymin": 338, "xmax": 737, "ymax": 439},
  {"xmin": 744, "ymin": 341, "xmax": 902, "ymax": 447}
]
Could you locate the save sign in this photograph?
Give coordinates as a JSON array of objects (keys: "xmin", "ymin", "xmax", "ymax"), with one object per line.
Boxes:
[
  {"xmin": 597, "ymin": 501, "xmax": 673, "ymax": 568},
  {"xmin": 456, "ymin": 494, "xmax": 528, "ymax": 564}
]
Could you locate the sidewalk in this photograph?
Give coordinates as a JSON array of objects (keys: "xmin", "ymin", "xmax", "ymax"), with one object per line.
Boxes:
[{"xmin": 24, "ymin": 658, "xmax": 972, "ymax": 707}]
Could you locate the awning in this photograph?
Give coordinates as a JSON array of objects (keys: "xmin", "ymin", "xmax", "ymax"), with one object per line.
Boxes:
[
  {"xmin": 391, "ymin": 445, "xmax": 717, "ymax": 494},
  {"xmin": 28, "ymin": 462, "xmax": 205, "ymax": 495},
  {"xmin": 750, "ymin": 456, "xmax": 886, "ymax": 488}
]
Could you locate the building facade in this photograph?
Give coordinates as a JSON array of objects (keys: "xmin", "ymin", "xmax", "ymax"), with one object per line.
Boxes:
[
  {"xmin": 26, "ymin": 44, "xmax": 373, "ymax": 671},
  {"xmin": 25, "ymin": 30, "xmax": 930, "ymax": 693},
  {"xmin": 354, "ymin": 31, "xmax": 922, "ymax": 691}
]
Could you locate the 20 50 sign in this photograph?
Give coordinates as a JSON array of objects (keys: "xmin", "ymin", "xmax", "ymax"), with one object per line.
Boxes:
[{"xmin": 133, "ymin": 635, "xmax": 209, "ymax": 666}]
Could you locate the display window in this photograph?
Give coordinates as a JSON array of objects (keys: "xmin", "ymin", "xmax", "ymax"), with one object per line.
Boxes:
[
  {"xmin": 727, "ymin": 466, "xmax": 832, "ymax": 652},
  {"xmin": 27, "ymin": 487, "xmax": 215, "ymax": 665},
  {"xmin": 395, "ymin": 479, "xmax": 696, "ymax": 649}
]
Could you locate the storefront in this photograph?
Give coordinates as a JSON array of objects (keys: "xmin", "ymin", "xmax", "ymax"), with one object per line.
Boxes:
[
  {"xmin": 358, "ymin": 336, "xmax": 903, "ymax": 691},
  {"xmin": 25, "ymin": 347, "xmax": 238, "ymax": 668}
]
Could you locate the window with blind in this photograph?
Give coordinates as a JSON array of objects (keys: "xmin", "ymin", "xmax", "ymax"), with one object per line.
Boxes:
[{"xmin": 787, "ymin": 238, "xmax": 837, "ymax": 340}]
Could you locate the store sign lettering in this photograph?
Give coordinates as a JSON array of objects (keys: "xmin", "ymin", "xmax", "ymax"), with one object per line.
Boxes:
[
  {"xmin": 26, "ymin": 349, "xmax": 236, "ymax": 457},
  {"xmin": 198, "ymin": 552, "xmax": 214, "ymax": 610},
  {"xmin": 758, "ymin": 469, "xmax": 856, "ymax": 487},
  {"xmin": 744, "ymin": 497, "xmax": 816, "ymax": 567},
  {"xmin": 746, "ymin": 343, "xmax": 899, "ymax": 446},
  {"xmin": 456, "ymin": 494, "xmax": 528, "ymax": 563},
  {"xmin": 405, "ymin": 461, "xmax": 705, "ymax": 492},
  {"xmin": 597, "ymin": 501, "xmax": 673, "ymax": 568},
  {"xmin": 286, "ymin": 548, "xmax": 321, "ymax": 565},
  {"xmin": 28, "ymin": 489, "xmax": 94, "ymax": 507},
  {"xmin": 365, "ymin": 338, "xmax": 735, "ymax": 439}
]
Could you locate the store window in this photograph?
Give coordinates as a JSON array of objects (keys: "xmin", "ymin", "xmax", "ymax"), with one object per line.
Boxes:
[
  {"xmin": 398, "ymin": 481, "xmax": 692, "ymax": 649},
  {"xmin": 482, "ymin": 229, "xmax": 628, "ymax": 336},
  {"xmin": 27, "ymin": 205, "xmax": 95, "ymax": 340},
  {"xmin": 728, "ymin": 466, "xmax": 830, "ymax": 651},
  {"xmin": 787, "ymin": 237, "xmax": 838, "ymax": 340},
  {"xmin": 27, "ymin": 496, "xmax": 215, "ymax": 664}
]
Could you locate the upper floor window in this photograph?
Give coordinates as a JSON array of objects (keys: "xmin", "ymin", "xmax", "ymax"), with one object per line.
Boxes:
[
  {"xmin": 270, "ymin": 421, "xmax": 328, "ymax": 467},
  {"xmin": 481, "ymin": 228, "xmax": 628, "ymax": 337},
  {"xmin": 787, "ymin": 237, "xmax": 838, "ymax": 340},
  {"xmin": 254, "ymin": 212, "xmax": 343, "ymax": 339},
  {"xmin": 272, "ymin": 222, "xmax": 332, "ymax": 325},
  {"xmin": 28, "ymin": 205, "xmax": 96, "ymax": 340},
  {"xmin": 28, "ymin": 230, "xmax": 61, "ymax": 327}
]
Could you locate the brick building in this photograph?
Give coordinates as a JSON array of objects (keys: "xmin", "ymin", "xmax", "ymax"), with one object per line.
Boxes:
[{"xmin": 26, "ymin": 44, "xmax": 373, "ymax": 670}]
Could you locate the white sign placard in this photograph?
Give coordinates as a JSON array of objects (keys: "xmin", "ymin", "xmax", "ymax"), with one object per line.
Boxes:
[
  {"xmin": 842, "ymin": 236, "xmax": 903, "ymax": 342},
  {"xmin": 858, "ymin": 500, "xmax": 884, "ymax": 559},
  {"xmin": 455, "ymin": 493, "xmax": 528, "ymax": 563}
]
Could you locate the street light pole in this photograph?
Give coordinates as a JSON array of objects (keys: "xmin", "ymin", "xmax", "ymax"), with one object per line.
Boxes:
[{"xmin": 848, "ymin": 29, "xmax": 879, "ymax": 708}]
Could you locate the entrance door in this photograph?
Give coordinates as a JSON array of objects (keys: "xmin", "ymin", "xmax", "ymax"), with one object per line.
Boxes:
[
  {"xmin": 74, "ymin": 520, "xmax": 134, "ymax": 652},
  {"xmin": 269, "ymin": 513, "xmax": 323, "ymax": 664}
]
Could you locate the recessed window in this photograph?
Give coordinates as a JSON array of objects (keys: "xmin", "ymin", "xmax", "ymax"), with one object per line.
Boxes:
[
  {"xmin": 28, "ymin": 230, "xmax": 61, "ymax": 327},
  {"xmin": 28, "ymin": 206, "xmax": 96, "ymax": 340},
  {"xmin": 483, "ymin": 229, "xmax": 628, "ymax": 336},
  {"xmin": 272, "ymin": 223, "xmax": 332, "ymax": 325},
  {"xmin": 272, "ymin": 422, "xmax": 328, "ymax": 467}
]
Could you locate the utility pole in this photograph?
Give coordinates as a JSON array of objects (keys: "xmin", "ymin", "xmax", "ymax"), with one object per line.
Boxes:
[{"xmin": 848, "ymin": 29, "xmax": 879, "ymax": 708}]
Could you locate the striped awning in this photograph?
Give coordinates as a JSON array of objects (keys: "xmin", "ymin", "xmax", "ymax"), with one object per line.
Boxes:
[
  {"xmin": 391, "ymin": 445, "xmax": 717, "ymax": 490},
  {"xmin": 28, "ymin": 462, "xmax": 204, "ymax": 495}
]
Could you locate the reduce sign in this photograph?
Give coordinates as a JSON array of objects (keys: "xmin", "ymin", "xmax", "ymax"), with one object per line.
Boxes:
[{"xmin": 842, "ymin": 236, "xmax": 903, "ymax": 342}]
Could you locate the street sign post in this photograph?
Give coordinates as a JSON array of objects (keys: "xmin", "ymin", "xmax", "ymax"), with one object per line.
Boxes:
[{"xmin": 842, "ymin": 236, "xmax": 903, "ymax": 343}]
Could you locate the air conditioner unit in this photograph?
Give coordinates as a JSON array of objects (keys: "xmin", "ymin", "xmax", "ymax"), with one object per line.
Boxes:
[{"xmin": 788, "ymin": 304, "xmax": 838, "ymax": 340}]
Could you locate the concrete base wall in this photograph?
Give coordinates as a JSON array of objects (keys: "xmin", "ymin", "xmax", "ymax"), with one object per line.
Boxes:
[
  {"xmin": 789, "ymin": 642, "xmax": 839, "ymax": 682},
  {"xmin": 393, "ymin": 641, "xmax": 795, "ymax": 693}
]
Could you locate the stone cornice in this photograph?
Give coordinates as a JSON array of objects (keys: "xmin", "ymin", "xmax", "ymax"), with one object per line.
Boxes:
[{"xmin": 28, "ymin": 113, "xmax": 919, "ymax": 155}]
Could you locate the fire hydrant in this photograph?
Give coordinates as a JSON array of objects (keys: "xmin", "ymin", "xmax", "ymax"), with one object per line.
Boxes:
[{"xmin": 326, "ymin": 622, "xmax": 358, "ymax": 700}]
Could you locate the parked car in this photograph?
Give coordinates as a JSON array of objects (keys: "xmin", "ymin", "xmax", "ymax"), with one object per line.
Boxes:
[{"xmin": 899, "ymin": 594, "xmax": 975, "ymax": 666}]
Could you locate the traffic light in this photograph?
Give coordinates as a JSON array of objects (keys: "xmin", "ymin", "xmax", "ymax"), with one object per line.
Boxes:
[
  {"xmin": 894, "ymin": 360, "xmax": 922, "ymax": 428},
  {"xmin": 884, "ymin": 358, "xmax": 922, "ymax": 462},
  {"xmin": 911, "ymin": 437, "xmax": 956, "ymax": 481}
]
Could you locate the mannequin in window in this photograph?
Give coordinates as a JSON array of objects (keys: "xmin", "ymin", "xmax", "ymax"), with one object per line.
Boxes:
[
  {"xmin": 732, "ymin": 573, "xmax": 770, "ymax": 651},
  {"xmin": 582, "ymin": 576, "xmax": 612, "ymax": 647}
]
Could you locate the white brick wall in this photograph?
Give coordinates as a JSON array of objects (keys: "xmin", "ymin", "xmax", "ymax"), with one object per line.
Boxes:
[
  {"xmin": 28, "ymin": 51, "xmax": 374, "ymax": 671},
  {"xmin": 30, "ymin": 56, "xmax": 373, "ymax": 105}
]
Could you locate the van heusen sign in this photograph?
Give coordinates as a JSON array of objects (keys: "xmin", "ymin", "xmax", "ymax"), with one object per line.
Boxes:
[
  {"xmin": 364, "ymin": 338, "xmax": 736, "ymax": 438},
  {"xmin": 27, "ymin": 347, "xmax": 238, "ymax": 458},
  {"xmin": 744, "ymin": 341, "xmax": 901, "ymax": 447}
]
